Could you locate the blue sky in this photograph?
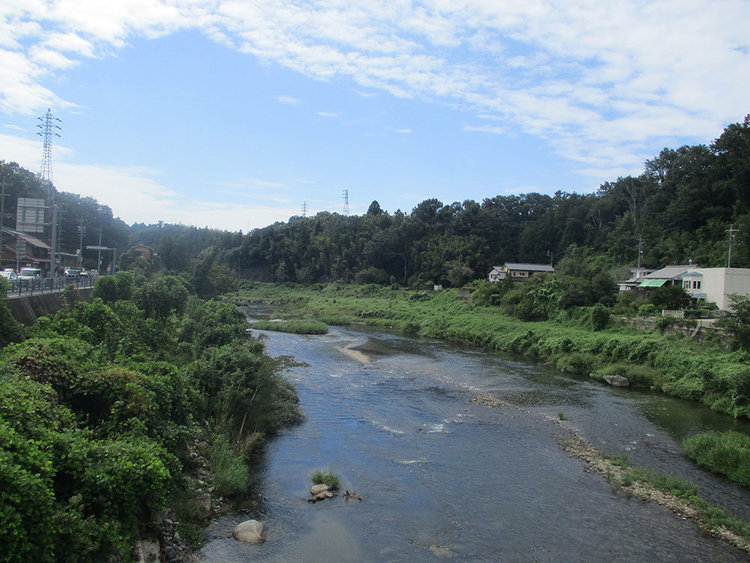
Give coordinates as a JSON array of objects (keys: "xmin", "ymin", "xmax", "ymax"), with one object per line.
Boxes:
[{"xmin": 1, "ymin": 1, "xmax": 748, "ymax": 231}]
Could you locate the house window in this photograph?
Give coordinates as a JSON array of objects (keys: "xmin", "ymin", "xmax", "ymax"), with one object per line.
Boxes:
[
  {"xmin": 683, "ymin": 280, "xmax": 691, "ymax": 289},
  {"xmin": 693, "ymin": 281, "xmax": 701, "ymax": 289}
]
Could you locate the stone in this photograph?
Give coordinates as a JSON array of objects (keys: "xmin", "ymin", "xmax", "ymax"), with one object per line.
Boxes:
[
  {"xmin": 603, "ymin": 375, "xmax": 630, "ymax": 387},
  {"xmin": 310, "ymin": 484, "xmax": 330, "ymax": 495},
  {"xmin": 232, "ymin": 519, "xmax": 265, "ymax": 544},
  {"xmin": 133, "ymin": 540, "xmax": 160, "ymax": 562}
]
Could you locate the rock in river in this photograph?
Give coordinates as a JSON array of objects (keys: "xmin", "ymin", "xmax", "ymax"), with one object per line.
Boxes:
[
  {"xmin": 603, "ymin": 374, "xmax": 630, "ymax": 387},
  {"xmin": 232, "ymin": 520, "xmax": 265, "ymax": 544}
]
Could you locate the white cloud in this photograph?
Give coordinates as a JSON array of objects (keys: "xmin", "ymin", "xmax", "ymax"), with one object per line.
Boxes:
[
  {"xmin": 276, "ymin": 95, "xmax": 301, "ymax": 105},
  {"xmin": 1, "ymin": 0, "xmax": 748, "ymax": 203}
]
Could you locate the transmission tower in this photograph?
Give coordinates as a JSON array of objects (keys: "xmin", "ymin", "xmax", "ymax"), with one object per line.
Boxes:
[
  {"xmin": 301, "ymin": 201, "xmax": 308, "ymax": 217},
  {"xmin": 343, "ymin": 189, "xmax": 349, "ymax": 216},
  {"xmin": 37, "ymin": 108, "xmax": 62, "ymax": 183}
]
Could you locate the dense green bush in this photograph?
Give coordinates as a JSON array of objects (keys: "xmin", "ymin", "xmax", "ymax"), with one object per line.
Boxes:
[{"xmin": 683, "ymin": 431, "xmax": 750, "ymax": 488}]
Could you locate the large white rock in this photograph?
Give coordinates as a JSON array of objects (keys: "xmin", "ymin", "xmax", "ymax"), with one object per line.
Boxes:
[
  {"xmin": 603, "ymin": 374, "xmax": 630, "ymax": 387},
  {"xmin": 310, "ymin": 484, "xmax": 330, "ymax": 495},
  {"xmin": 232, "ymin": 520, "xmax": 265, "ymax": 544}
]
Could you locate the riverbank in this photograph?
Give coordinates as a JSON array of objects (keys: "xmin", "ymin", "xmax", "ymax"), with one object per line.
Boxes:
[{"xmin": 225, "ymin": 282, "xmax": 750, "ymax": 419}]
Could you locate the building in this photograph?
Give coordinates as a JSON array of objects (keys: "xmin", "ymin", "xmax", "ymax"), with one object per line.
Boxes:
[
  {"xmin": 638, "ymin": 265, "xmax": 750, "ymax": 311},
  {"xmin": 617, "ymin": 267, "xmax": 655, "ymax": 292},
  {"xmin": 1, "ymin": 227, "xmax": 51, "ymax": 273},
  {"xmin": 488, "ymin": 263, "xmax": 555, "ymax": 282}
]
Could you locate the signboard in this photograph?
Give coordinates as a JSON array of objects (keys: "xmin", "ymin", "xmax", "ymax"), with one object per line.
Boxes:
[{"xmin": 16, "ymin": 198, "xmax": 46, "ymax": 233}]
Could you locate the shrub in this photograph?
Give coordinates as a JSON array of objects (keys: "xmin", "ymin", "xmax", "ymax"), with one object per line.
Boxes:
[
  {"xmin": 251, "ymin": 319, "xmax": 328, "ymax": 335},
  {"xmin": 311, "ymin": 470, "xmax": 340, "ymax": 490},
  {"xmin": 206, "ymin": 435, "xmax": 249, "ymax": 497},
  {"xmin": 683, "ymin": 431, "xmax": 750, "ymax": 488}
]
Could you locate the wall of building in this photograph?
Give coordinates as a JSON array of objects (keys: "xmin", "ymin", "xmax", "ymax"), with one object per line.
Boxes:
[{"xmin": 698, "ymin": 268, "xmax": 750, "ymax": 310}]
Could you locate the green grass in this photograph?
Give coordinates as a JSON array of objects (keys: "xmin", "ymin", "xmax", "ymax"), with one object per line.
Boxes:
[
  {"xmin": 311, "ymin": 470, "xmax": 340, "ymax": 490},
  {"xmin": 683, "ymin": 431, "xmax": 750, "ymax": 489},
  {"xmin": 251, "ymin": 319, "xmax": 328, "ymax": 335},
  {"xmin": 206, "ymin": 435, "xmax": 250, "ymax": 497}
]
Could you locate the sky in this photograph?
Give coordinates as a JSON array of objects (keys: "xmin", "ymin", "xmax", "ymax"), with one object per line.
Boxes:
[{"xmin": 0, "ymin": 1, "xmax": 748, "ymax": 232}]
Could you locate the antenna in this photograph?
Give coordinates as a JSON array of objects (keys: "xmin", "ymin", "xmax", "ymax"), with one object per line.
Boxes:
[
  {"xmin": 343, "ymin": 189, "xmax": 349, "ymax": 216},
  {"xmin": 37, "ymin": 108, "xmax": 62, "ymax": 183}
]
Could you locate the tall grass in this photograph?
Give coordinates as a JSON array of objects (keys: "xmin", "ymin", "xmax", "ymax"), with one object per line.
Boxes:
[
  {"xmin": 206, "ymin": 435, "xmax": 250, "ymax": 497},
  {"xmin": 683, "ymin": 431, "xmax": 750, "ymax": 488},
  {"xmin": 251, "ymin": 319, "xmax": 328, "ymax": 335}
]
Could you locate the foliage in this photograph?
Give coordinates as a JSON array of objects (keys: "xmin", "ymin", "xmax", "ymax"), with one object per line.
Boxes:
[
  {"xmin": 649, "ymin": 285, "xmax": 691, "ymax": 311},
  {"xmin": 206, "ymin": 435, "xmax": 250, "ymax": 497},
  {"xmin": 0, "ymin": 273, "xmax": 301, "ymax": 558},
  {"xmin": 683, "ymin": 431, "xmax": 750, "ymax": 488},
  {"xmin": 311, "ymin": 470, "xmax": 341, "ymax": 490},
  {"xmin": 717, "ymin": 295, "xmax": 750, "ymax": 351},
  {"xmin": 251, "ymin": 319, "xmax": 328, "ymax": 335}
]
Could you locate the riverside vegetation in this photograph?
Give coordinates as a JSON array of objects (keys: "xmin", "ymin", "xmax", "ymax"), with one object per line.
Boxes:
[
  {"xmin": 229, "ymin": 280, "xmax": 750, "ymax": 493},
  {"xmin": 0, "ymin": 272, "xmax": 302, "ymax": 561}
]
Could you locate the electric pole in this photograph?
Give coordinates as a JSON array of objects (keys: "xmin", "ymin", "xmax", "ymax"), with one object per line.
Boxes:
[
  {"xmin": 727, "ymin": 224, "xmax": 739, "ymax": 267},
  {"xmin": 37, "ymin": 108, "xmax": 61, "ymax": 277}
]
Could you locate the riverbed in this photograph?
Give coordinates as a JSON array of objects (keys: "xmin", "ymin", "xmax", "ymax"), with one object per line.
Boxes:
[{"xmin": 197, "ymin": 322, "xmax": 750, "ymax": 561}]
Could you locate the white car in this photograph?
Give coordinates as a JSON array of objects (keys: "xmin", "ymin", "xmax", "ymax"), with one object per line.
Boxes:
[
  {"xmin": 0, "ymin": 269, "xmax": 17, "ymax": 281},
  {"xmin": 18, "ymin": 267, "xmax": 42, "ymax": 280}
]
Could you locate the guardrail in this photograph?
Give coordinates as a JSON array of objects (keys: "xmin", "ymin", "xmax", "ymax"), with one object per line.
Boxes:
[{"xmin": 4, "ymin": 276, "xmax": 97, "ymax": 297}]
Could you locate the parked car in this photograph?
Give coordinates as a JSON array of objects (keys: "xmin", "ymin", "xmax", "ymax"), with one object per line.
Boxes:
[
  {"xmin": 18, "ymin": 267, "xmax": 42, "ymax": 280},
  {"xmin": 0, "ymin": 269, "xmax": 17, "ymax": 281},
  {"xmin": 65, "ymin": 268, "xmax": 82, "ymax": 277}
]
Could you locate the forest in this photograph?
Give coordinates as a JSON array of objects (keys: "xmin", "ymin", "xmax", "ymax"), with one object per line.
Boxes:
[{"xmin": 1, "ymin": 116, "xmax": 748, "ymax": 291}]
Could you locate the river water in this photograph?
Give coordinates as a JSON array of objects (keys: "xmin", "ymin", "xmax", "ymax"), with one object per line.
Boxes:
[{"xmin": 197, "ymin": 320, "xmax": 750, "ymax": 562}]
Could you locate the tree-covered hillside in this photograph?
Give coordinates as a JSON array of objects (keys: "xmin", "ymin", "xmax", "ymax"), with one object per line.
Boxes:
[
  {"xmin": 2, "ymin": 115, "xmax": 748, "ymax": 287},
  {"xmin": 232, "ymin": 116, "xmax": 749, "ymax": 287}
]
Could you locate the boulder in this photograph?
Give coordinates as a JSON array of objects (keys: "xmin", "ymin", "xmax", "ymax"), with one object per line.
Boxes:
[
  {"xmin": 603, "ymin": 375, "xmax": 630, "ymax": 388},
  {"xmin": 232, "ymin": 520, "xmax": 265, "ymax": 544},
  {"xmin": 310, "ymin": 484, "xmax": 330, "ymax": 495}
]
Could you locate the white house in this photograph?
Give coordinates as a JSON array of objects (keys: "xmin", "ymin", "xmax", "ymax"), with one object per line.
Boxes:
[
  {"xmin": 617, "ymin": 267, "xmax": 655, "ymax": 292},
  {"xmin": 638, "ymin": 265, "xmax": 750, "ymax": 311},
  {"xmin": 488, "ymin": 263, "xmax": 554, "ymax": 282}
]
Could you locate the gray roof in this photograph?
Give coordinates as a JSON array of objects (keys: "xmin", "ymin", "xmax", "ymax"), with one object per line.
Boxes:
[
  {"xmin": 504, "ymin": 263, "xmax": 555, "ymax": 273},
  {"xmin": 645, "ymin": 265, "xmax": 697, "ymax": 280}
]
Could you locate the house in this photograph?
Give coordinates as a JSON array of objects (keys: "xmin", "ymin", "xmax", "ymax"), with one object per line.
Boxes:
[
  {"xmin": 617, "ymin": 267, "xmax": 655, "ymax": 292},
  {"xmin": 1, "ymin": 227, "xmax": 51, "ymax": 273},
  {"xmin": 488, "ymin": 263, "xmax": 554, "ymax": 282},
  {"xmin": 638, "ymin": 264, "xmax": 750, "ymax": 311}
]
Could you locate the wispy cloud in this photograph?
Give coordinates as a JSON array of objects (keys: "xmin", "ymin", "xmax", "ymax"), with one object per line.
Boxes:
[
  {"xmin": 1, "ymin": 0, "xmax": 749, "ymax": 181},
  {"xmin": 276, "ymin": 95, "xmax": 301, "ymax": 106}
]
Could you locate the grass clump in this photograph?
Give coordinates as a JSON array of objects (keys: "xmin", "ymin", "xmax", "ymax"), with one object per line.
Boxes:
[
  {"xmin": 251, "ymin": 319, "xmax": 328, "ymax": 335},
  {"xmin": 683, "ymin": 431, "xmax": 750, "ymax": 489},
  {"xmin": 206, "ymin": 435, "xmax": 250, "ymax": 497},
  {"xmin": 311, "ymin": 470, "xmax": 340, "ymax": 490}
]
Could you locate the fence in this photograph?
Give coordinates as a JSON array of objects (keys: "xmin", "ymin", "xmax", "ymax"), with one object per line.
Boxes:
[{"xmin": 4, "ymin": 276, "xmax": 96, "ymax": 297}]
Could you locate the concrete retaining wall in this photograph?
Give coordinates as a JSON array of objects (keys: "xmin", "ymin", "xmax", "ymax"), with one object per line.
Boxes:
[{"xmin": 5, "ymin": 287, "xmax": 94, "ymax": 325}]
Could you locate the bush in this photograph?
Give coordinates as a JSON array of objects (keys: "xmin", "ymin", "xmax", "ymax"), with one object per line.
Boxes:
[
  {"xmin": 638, "ymin": 303, "xmax": 658, "ymax": 316},
  {"xmin": 311, "ymin": 470, "xmax": 340, "ymax": 490},
  {"xmin": 683, "ymin": 431, "xmax": 750, "ymax": 488},
  {"xmin": 206, "ymin": 435, "xmax": 249, "ymax": 497},
  {"xmin": 590, "ymin": 304, "xmax": 610, "ymax": 331},
  {"xmin": 251, "ymin": 319, "xmax": 328, "ymax": 335}
]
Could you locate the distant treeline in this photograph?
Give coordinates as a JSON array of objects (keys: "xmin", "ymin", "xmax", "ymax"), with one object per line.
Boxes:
[{"xmin": 2, "ymin": 115, "xmax": 748, "ymax": 287}]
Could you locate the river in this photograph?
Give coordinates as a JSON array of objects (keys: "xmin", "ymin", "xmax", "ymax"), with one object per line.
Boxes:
[{"xmin": 197, "ymin": 320, "xmax": 750, "ymax": 562}]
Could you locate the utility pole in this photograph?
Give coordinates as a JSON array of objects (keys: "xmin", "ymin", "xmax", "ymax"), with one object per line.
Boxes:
[
  {"xmin": 97, "ymin": 227, "xmax": 103, "ymax": 273},
  {"xmin": 727, "ymin": 224, "xmax": 739, "ymax": 267},
  {"xmin": 637, "ymin": 237, "xmax": 643, "ymax": 268},
  {"xmin": 0, "ymin": 180, "xmax": 7, "ymax": 270},
  {"xmin": 77, "ymin": 217, "xmax": 86, "ymax": 266}
]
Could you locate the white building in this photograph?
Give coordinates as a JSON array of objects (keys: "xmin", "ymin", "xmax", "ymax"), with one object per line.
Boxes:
[{"xmin": 638, "ymin": 265, "xmax": 750, "ymax": 311}]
